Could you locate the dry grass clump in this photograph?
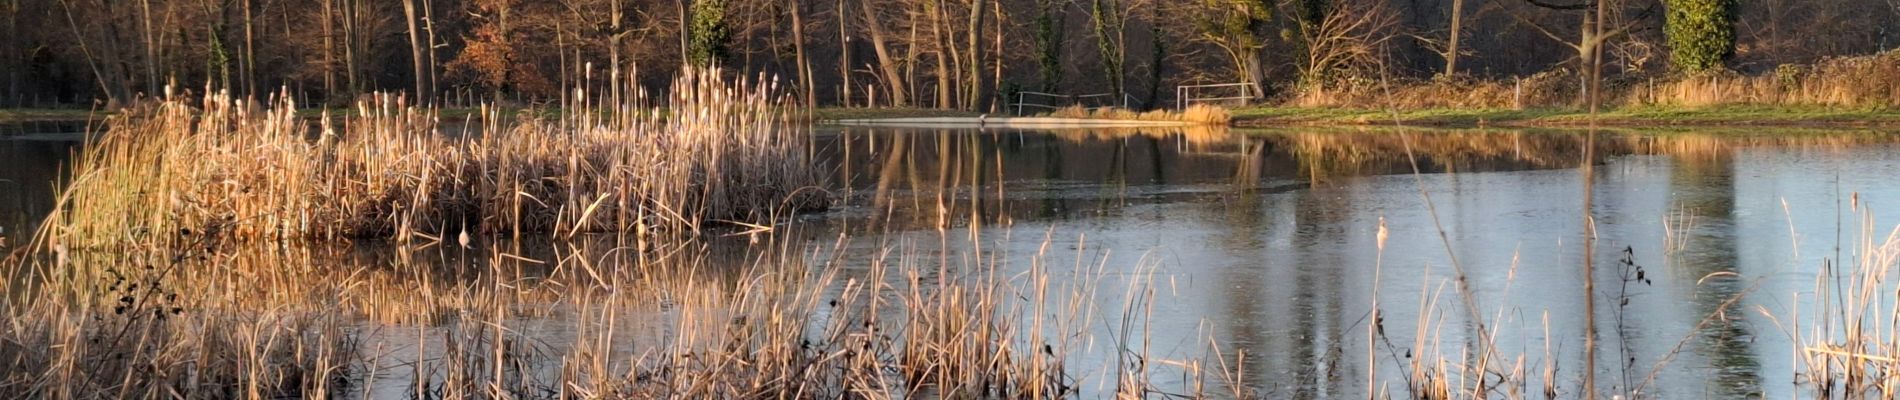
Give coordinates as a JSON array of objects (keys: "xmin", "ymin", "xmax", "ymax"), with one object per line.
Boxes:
[
  {"xmin": 41, "ymin": 67, "xmax": 826, "ymax": 247},
  {"xmin": 1178, "ymin": 104, "xmax": 1235, "ymax": 125},
  {"xmin": 1043, "ymin": 104, "xmax": 1233, "ymax": 125},
  {"xmin": 1630, "ymin": 51, "xmax": 1900, "ymax": 108},
  {"xmin": 1288, "ymin": 70, "xmax": 1579, "ymax": 109}
]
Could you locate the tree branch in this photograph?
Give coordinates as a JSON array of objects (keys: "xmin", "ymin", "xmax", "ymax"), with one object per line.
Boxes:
[{"xmin": 1522, "ymin": 0, "xmax": 1594, "ymax": 11}]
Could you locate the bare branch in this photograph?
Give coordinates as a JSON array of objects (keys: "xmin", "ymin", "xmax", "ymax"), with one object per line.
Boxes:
[{"xmin": 1522, "ymin": 0, "xmax": 1594, "ymax": 11}]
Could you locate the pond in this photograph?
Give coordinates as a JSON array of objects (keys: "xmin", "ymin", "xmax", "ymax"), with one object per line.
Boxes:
[
  {"xmin": 4, "ymin": 123, "xmax": 1898, "ymax": 398},
  {"xmin": 808, "ymin": 126, "xmax": 1900, "ymax": 398}
]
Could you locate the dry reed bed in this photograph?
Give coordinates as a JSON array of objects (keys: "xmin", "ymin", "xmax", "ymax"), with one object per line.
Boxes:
[
  {"xmin": 40, "ymin": 68, "xmax": 825, "ymax": 247},
  {"xmin": 1, "ymin": 240, "xmax": 359, "ymax": 399},
  {"xmin": 1787, "ymin": 200, "xmax": 1900, "ymax": 398}
]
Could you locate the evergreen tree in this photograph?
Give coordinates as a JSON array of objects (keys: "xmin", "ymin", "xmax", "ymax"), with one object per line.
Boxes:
[
  {"xmin": 687, "ymin": 0, "xmax": 730, "ymax": 67},
  {"xmin": 1663, "ymin": 0, "xmax": 1736, "ymax": 73}
]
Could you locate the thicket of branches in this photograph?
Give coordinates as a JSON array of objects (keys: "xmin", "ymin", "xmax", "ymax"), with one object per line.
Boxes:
[{"xmin": 2, "ymin": 0, "xmax": 1896, "ymax": 110}]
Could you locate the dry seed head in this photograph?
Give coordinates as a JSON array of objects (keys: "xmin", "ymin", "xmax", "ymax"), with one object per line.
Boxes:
[{"xmin": 1377, "ymin": 216, "xmax": 1389, "ymax": 251}]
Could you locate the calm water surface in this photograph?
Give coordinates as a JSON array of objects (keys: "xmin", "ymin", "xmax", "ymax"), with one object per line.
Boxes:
[
  {"xmin": 5, "ymin": 122, "xmax": 1899, "ymax": 398},
  {"xmin": 805, "ymin": 127, "xmax": 1900, "ymax": 398}
]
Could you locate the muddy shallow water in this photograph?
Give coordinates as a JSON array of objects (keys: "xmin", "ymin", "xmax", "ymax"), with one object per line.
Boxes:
[{"xmin": 6, "ymin": 123, "xmax": 1900, "ymax": 398}]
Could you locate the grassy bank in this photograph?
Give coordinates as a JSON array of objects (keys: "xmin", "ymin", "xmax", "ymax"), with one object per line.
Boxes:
[
  {"xmin": 0, "ymin": 108, "xmax": 103, "ymax": 123},
  {"xmin": 811, "ymin": 107, "xmax": 982, "ymax": 121},
  {"xmin": 1231, "ymin": 105, "xmax": 1900, "ymax": 128}
]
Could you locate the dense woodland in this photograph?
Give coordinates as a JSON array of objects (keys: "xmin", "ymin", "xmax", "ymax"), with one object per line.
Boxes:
[{"xmin": 2, "ymin": 0, "xmax": 1896, "ymax": 111}]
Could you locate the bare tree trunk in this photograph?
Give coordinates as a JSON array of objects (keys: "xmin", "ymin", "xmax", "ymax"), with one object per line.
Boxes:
[
  {"xmin": 608, "ymin": 0, "xmax": 621, "ymax": 105},
  {"xmin": 929, "ymin": 0, "xmax": 951, "ymax": 109},
  {"xmin": 425, "ymin": 0, "xmax": 440, "ymax": 104},
  {"xmin": 496, "ymin": 1, "xmax": 509, "ymax": 102},
  {"xmin": 991, "ymin": 0, "xmax": 1003, "ymax": 112},
  {"xmin": 1446, "ymin": 0, "xmax": 1464, "ymax": 76},
  {"xmin": 1590, "ymin": 1, "xmax": 1606, "ymax": 115},
  {"xmin": 243, "ymin": 0, "xmax": 256, "ymax": 97},
  {"xmin": 99, "ymin": 0, "xmax": 133, "ymax": 105},
  {"xmin": 403, "ymin": 0, "xmax": 428, "ymax": 104},
  {"xmin": 1090, "ymin": 0, "xmax": 1126, "ymax": 101},
  {"xmin": 1144, "ymin": 2, "xmax": 1163, "ymax": 108},
  {"xmin": 964, "ymin": 0, "xmax": 986, "ymax": 111},
  {"xmin": 321, "ymin": 0, "xmax": 336, "ymax": 100},
  {"xmin": 140, "ymin": 0, "xmax": 159, "ymax": 95},
  {"xmin": 860, "ymin": 0, "xmax": 909, "ymax": 107},
  {"xmin": 57, "ymin": 0, "xmax": 131, "ymax": 108},
  {"xmin": 1247, "ymin": 49, "xmax": 1267, "ymax": 99},
  {"xmin": 341, "ymin": 0, "xmax": 359, "ymax": 97},
  {"xmin": 838, "ymin": 0, "xmax": 852, "ymax": 106},
  {"xmin": 905, "ymin": 12, "xmax": 919, "ymax": 106},
  {"xmin": 1579, "ymin": 10, "xmax": 1597, "ymax": 110},
  {"xmin": 790, "ymin": 0, "xmax": 816, "ymax": 108},
  {"xmin": 3, "ymin": 0, "xmax": 17, "ymax": 106}
]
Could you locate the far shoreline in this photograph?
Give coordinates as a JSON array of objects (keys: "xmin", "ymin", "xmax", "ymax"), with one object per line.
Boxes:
[
  {"xmin": 6, "ymin": 105, "xmax": 1898, "ymax": 131},
  {"xmin": 1228, "ymin": 105, "xmax": 1900, "ymax": 129}
]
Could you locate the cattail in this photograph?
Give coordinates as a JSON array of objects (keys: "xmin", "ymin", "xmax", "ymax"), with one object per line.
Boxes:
[{"xmin": 1376, "ymin": 216, "xmax": 1389, "ymax": 252}]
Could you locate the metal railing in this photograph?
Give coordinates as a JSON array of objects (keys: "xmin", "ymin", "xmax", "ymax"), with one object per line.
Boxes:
[
  {"xmin": 1175, "ymin": 83, "xmax": 1259, "ymax": 110},
  {"xmin": 1012, "ymin": 91, "xmax": 1139, "ymax": 115}
]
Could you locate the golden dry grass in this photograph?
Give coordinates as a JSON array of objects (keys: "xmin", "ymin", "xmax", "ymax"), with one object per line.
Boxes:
[
  {"xmin": 1043, "ymin": 104, "xmax": 1233, "ymax": 125},
  {"xmin": 1629, "ymin": 52, "xmax": 1900, "ymax": 108},
  {"xmin": 1288, "ymin": 70, "xmax": 1580, "ymax": 110}
]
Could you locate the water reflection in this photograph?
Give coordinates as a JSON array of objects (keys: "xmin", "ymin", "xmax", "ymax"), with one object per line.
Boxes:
[
  {"xmin": 807, "ymin": 126, "xmax": 1900, "ymax": 398},
  {"xmin": 815, "ymin": 127, "xmax": 1896, "ymax": 232},
  {"xmin": 0, "ymin": 138, "xmax": 78, "ymax": 238}
]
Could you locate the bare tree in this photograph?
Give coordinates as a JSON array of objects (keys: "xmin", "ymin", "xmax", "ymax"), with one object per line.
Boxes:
[
  {"xmin": 403, "ymin": 0, "xmax": 429, "ymax": 103},
  {"xmin": 1186, "ymin": 0, "xmax": 1273, "ymax": 98},
  {"xmin": 929, "ymin": 0, "xmax": 952, "ymax": 108},
  {"xmin": 242, "ymin": 0, "xmax": 257, "ymax": 96},
  {"xmin": 3, "ymin": 0, "xmax": 22, "ymax": 105},
  {"xmin": 1090, "ymin": 0, "xmax": 1127, "ymax": 100},
  {"xmin": 1508, "ymin": 0, "xmax": 1655, "ymax": 105},
  {"xmin": 1290, "ymin": 0, "xmax": 1400, "ymax": 91},
  {"xmin": 962, "ymin": 0, "xmax": 986, "ymax": 110},
  {"xmin": 838, "ymin": 0, "xmax": 853, "ymax": 106},
  {"xmin": 1447, "ymin": 0, "xmax": 1466, "ymax": 76},
  {"xmin": 790, "ymin": 0, "xmax": 816, "ymax": 108},
  {"xmin": 55, "ymin": 0, "xmax": 134, "ymax": 107},
  {"xmin": 1033, "ymin": 0, "xmax": 1066, "ymax": 92},
  {"xmin": 860, "ymin": 0, "xmax": 909, "ymax": 106}
]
